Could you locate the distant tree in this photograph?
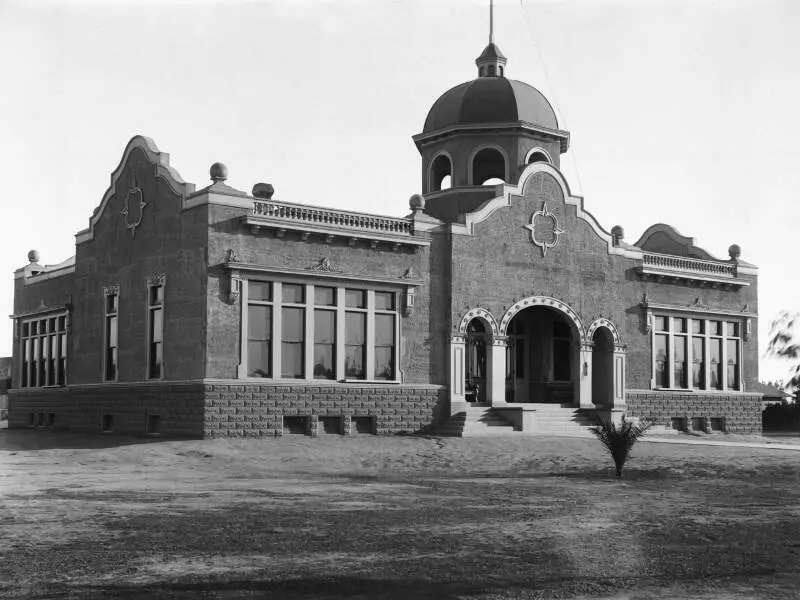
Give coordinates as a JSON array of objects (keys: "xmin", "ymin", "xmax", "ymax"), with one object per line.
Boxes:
[{"xmin": 767, "ymin": 311, "xmax": 800, "ymax": 391}]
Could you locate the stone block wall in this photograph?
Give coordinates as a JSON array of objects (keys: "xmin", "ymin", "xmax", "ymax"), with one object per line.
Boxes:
[
  {"xmin": 203, "ymin": 382, "xmax": 446, "ymax": 437},
  {"xmin": 626, "ymin": 390, "xmax": 762, "ymax": 433}
]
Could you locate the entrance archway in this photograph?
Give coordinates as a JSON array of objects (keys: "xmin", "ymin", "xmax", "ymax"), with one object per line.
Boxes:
[
  {"xmin": 505, "ymin": 306, "xmax": 580, "ymax": 404},
  {"xmin": 465, "ymin": 318, "xmax": 488, "ymax": 403},
  {"xmin": 592, "ymin": 327, "xmax": 614, "ymax": 407}
]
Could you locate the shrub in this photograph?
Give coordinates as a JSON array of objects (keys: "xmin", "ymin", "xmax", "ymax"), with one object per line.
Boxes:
[{"xmin": 590, "ymin": 417, "xmax": 652, "ymax": 479}]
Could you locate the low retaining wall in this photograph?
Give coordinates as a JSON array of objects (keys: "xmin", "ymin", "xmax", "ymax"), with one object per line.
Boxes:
[
  {"xmin": 626, "ymin": 390, "xmax": 762, "ymax": 433},
  {"xmin": 8, "ymin": 381, "xmax": 447, "ymax": 438}
]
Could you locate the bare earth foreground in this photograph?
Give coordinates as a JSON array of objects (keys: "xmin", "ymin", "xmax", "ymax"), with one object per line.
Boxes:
[{"xmin": 2, "ymin": 430, "xmax": 800, "ymax": 600}]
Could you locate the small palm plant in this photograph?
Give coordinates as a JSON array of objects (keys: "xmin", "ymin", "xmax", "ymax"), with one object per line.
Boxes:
[{"xmin": 590, "ymin": 417, "xmax": 652, "ymax": 479}]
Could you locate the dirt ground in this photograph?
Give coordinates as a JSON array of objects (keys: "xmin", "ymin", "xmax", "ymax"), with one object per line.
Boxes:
[{"xmin": 1, "ymin": 430, "xmax": 800, "ymax": 599}]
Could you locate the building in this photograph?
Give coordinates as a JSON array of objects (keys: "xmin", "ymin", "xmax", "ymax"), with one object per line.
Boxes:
[{"xmin": 7, "ymin": 28, "xmax": 762, "ymax": 437}]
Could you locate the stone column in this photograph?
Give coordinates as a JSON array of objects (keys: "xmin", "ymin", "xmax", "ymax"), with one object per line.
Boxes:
[
  {"xmin": 612, "ymin": 347, "xmax": 627, "ymax": 409},
  {"xmin": 487, "ymin": 336, "xmax": 508, "ymax": 406},
  {"xmin": 449, "ymin": 334, "xmax": 468, "ymax": 416},
  {"xmin": 578, "ymin": 342, "xmax": 594, "ymax": 408}
]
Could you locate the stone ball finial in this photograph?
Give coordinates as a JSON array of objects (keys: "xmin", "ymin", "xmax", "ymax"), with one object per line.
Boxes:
[
  {"xmin": 409, "ymin": 194, "xmax": 425, "ymax": 212},
  {"xmin": 28, "ymin": 249, "xmax": 40, "ymax": 263},
  {"xmin": 210, "ymin": 162, "xmax": 228, "ymax": 183},
  {"xmin": 252, "ymin": 183, "xmax": 275, "ymax": 199},
  {"xmin": 728, "ymin": 244, "xmax": 741, "ymax": 260}
]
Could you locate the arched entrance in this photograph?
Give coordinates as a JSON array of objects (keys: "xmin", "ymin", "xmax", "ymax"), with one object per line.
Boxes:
[
  {"xmin": 505, "ymin": 306, "xmax": 580, "ymax": 404},
  {"xmin": 465, "ymin": 318, "xmax": 488, "ymax": 403},
  {"xmin": 592, "ymin": 327, "xmax": 614, "ymax": 407}
]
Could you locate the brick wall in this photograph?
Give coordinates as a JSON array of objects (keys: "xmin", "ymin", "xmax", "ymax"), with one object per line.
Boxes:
[
  {"xmin": 627, "ymin": 389, "xmax": 762, "ymax": 433},
  {"xmin": 203, "ymin": 382, "xmax": 446, "ymax": 437}
]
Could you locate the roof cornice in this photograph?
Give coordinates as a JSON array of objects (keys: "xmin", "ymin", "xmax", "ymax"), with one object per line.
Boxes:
[{"xmin": 413, "ymin": 121, "xmax": 570, "ymax": 152}]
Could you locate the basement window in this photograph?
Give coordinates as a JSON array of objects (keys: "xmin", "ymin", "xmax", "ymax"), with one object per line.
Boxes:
[
  {"xmin": 351, "ymin": 416, "xmax": 375, "ymax": 435},
  {"xmin": 283, "ymin": 416, "xmax": 308, "ymax": 435},
  {"xmin": 102, "ymin": 414, "xmax": 114, "ymax": 433}
]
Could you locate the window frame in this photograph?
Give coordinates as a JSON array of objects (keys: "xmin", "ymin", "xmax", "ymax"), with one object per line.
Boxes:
[
  {"xmin": 18, "ymin": 311, "xmax": 68, "ymax": 388},
  {"xmin": 146, "ymin": 278, "xmax": 165, "ymax": 380},
  {"xmin": 651, "ymin": 313, "xmax": 742, "ymax": 392},
  {"xmin": 103, "ymin": 285, "xmax": 120, "ymax": 382},
  {"xmin": 239, "ymin": 278, "xmax": 400, "ymax": 383}
]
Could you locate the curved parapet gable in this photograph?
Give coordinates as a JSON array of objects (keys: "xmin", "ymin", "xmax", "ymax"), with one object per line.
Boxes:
[
  {"xmin": 450, "ymin": 162, "xmax": 642, "ymax": 259},
  {"xmin": 633, "ymin": 223, "xmax": 718, "ymax": 260},
  {"xmin": 75, "ymin": 136, "xmax": 196, "ymax": 244}
]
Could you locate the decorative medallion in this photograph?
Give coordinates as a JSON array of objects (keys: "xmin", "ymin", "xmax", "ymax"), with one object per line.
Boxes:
[
  {"xmin": 307, "ymin": 257, "xmax": 343, "ymax": 273},
  {"xmin": 120, "ymin": 174, "xmax": 147, "ymax": 238},
  {"xmin": 524, "ymin": 201, "xmax": 564, "ymax": 256}
]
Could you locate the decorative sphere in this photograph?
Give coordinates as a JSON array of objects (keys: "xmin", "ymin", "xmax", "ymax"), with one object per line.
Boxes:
[
  {"xmin": 252, "ymin": 182, "xmax": 275, "ymax": 199},
  {"xmin": 210, "ymin": 162, "xmax": 228, "ymax": 182},
  {"xmin": 28, "ymin": 249, "xmax": 40, "ymax": 263},
  {"xmin": 409, "ymin": 194, "xmax": 425, "ymax": 211},
  {"xmin": 728, "ymin": 244, "xmax": 741, "ymax": 260},
  {"xmin": 611, "ymin": 225, "xmax": 624, "ymax": 239}
]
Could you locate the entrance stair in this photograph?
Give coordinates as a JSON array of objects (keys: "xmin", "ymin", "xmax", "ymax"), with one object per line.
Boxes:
[{"xmin": 435, "ymin": 403, "xmax": 600, "ymax": 438}]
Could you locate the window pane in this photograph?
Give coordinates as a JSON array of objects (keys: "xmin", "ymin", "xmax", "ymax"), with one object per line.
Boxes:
[
  {"xmin": 375, "ymin": 291, "xmax": 395, "ymax": 311},
  {"xmin": 314, "ymin": 310, "xmax": 335, "ymax": 343},
  {"xmin": 374, "ymin": 314, "xmax": 395, "ymax": 380},
  {"xmin": 30, "ymin": 321, "xmax": 37, "ymax": 335},
  {"xmin": 282, "ymin": 283, "xmax": 305, "ymax": 304},
  {"xmin": 691, "ymin": 319, "xmax": 704, "ymax": 334},
  {"xmin": 58, "ymin": 316, "xmax": 66, "ymax": 331},
  {"xmin": 281, "ymin": 342, "xmax": 304, "ymax": 378},
  {"xmin": 106, "ymin": 347, "xmax": 118, "ymax": 381},
  {"xmin": 106, "ymin": 294, "xmax": 118, "ymax": 314},
  {"xmin": 48, "ymin": 317, "xmax": 56, "ymax": 332},
  {"xmin": 673, "ymin": 336, "xmax": 687, "ymax": 388},
  {"xmin": 58, "ymin": 334, "xmax": 66, "ymax": 384},
  {"xmin": 727, "ymin": 339, "xmax": 739, "ymax": 389},
  {"xmin": 345, "ymin": 312, "xmax": 366, "ymax": 379},
  {"xmin": 692, "ymin": 337, "xmax": 705, "ymax": 389},
  {"xmin": 710, "ymin": 321, "xmax": 722, "ymax": 336},
  {"xmin": 150, "ymin": 342, "xmax": 162, "ymax": 378},
  {"xmin": 22, "ymin": 322, "xmax": 29, "ymax": 337},
  {"xmin": 249, "ymin": 281, "xmax": 272, "ymax": 302},
  {"xmin": 247, "ymin": 341, "xmax": 271, "ymax": 377},
  {"xmin": 674, "ymin": 318, "xmax": 686, "ymax": 334},
  {"xmin": 655, "ymin": 316, "xmax": 668, "ymax": 332},
  {"xmin": 48, "ymin": 335, "xmax": 57, "ymax": 385},
  {"xmin": 346, "ymin": 312, "xmax": 366, "ymax": 344},
  {"xmin": 248, "ymin": 305, "xmax": 271, "ymax": 341},
  {"xmin": 313, "ymin": 344, "xmax": 335, "ymax": 379},
  {"xmin": 151, "ymin": 308, "xmax": 163, "ymax": 343},
  {"xmin": 107, "ymin": 316, "xmax": 118, "ymax": 347},
  {"xmin": 22, "ymin": 339, "xmax": 29, "ymax": 388},
  {"xmin": 710, "ymin": 339, "xmax": 722, "ymax": 389},
  {"xmin": 150, "ymin": 285, "xmax": 163, "ymax": 305},
  {"xmin": 655, "ymin": 334, "xmax": 668, "ymax": 387},
  {"xmin": 282, "ymin": 307, "xmax": 304, "ymax": 342},
  {"xmin": 345, "ymin": 289, "xmax": 365, "ymax": 308},
  {"xmin": 375, "ymin": 314, "xmax": 394, "ymax": 346},
  {"xmin": 726, "ymin": 322, "xmax": 738, "ymax": 338},
  {"xmin": 314, "ymin": 286, "xmax": 336, "ymax": 306}
]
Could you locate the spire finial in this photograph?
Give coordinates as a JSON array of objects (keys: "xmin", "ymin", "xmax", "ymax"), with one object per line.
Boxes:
[{"xmin": 489, "ymin": 0, "xmax": 494, "ymax": 44}]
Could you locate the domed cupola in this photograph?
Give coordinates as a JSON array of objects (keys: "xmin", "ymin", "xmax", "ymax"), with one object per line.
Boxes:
[{"xmin": 412, "ymin": 1, "xmax": 570, "ymax": 195}]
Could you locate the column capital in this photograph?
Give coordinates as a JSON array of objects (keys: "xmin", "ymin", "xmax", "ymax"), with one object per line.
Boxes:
[{"xmin": 491, "ymin": 335, "xmax": 509, "ymax": 347}]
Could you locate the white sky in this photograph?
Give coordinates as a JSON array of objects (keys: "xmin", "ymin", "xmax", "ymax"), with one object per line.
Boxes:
[{"xmin": 1, "ymin": 0, "xmax": 798, "ymax": 384}]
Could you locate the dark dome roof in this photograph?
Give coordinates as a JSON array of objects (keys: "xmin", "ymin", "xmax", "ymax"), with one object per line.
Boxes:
[{"xmin": 423, "ymin": 77, "xmax": 559, "ymax": 134}]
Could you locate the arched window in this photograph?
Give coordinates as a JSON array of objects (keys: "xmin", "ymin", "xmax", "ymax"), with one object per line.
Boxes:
[
  {"xmin": 498, "ymin": 66, "xmax": 504, "ymax": 76},
  {"xmin": 488, "ymin": 65, "xmax": 496, "ymax": 76},
  {"xmin": 526, "ymin": 149, "xmax": 551, "ymax": 165},
  {"xmin": 430, "ymin": 154, "xmax": 452, "ymax": 191},
  {"xmin": 472, "ymin": 147, "xmax": 506, "ymax": 185}
]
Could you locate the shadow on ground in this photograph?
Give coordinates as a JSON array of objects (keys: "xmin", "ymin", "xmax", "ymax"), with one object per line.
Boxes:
[{"xmin": 0, "ymin": 429, "xmax": 188, "ymax": 451}]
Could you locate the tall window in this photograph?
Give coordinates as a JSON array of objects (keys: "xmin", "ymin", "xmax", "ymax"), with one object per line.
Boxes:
[
  {"xmin": 104, "ymin": 288, "xmax": 119, "ymax": 381},
  {"xmin": 247, "ymin": 281, "xmax": 272, "ymax": 377},
  {"xmin": 726, "ymin": 322, "xmax": 740, "ymax": 390},
  {"xmin": 281, "ymin": 284, "xmax": 305, "ymax": 379},
  {"xmin": 314, "ymin": 286, "xmax": 336, "ymax": 379},
  {"xmin": 345, "ymin": 289, "xmax": 367, "ymax": 379},
  {"xmin": 691, "ymin": 319, "xmax": 705, "ymax": 389},
  {"xmin": 243, "ymin": 281, "xmax": 400, "ymax": 381},
  {"xmin": 653, "ymin": 315, "xmax": 741, "ymax": 391},
  {"xmin": 19, "ymin": 313, "xmax": 67, "ymax": 388},
  {"xmin": 374, "ymin": 292, "xmax": 396, "ymax": 380},
  {"xmin": 147, "ymin": 283, "xmax": 164, "ymax": 379}
]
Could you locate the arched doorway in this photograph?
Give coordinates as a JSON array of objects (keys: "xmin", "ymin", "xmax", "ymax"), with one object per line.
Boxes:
[
  {"xmin": 465, "ymin": 318, "xmax": 488, "ymax": 403},
  {"xmin": 592, "ymin": 327, "xmax": 614, "ymax": 407},
  {"xmin": 504, "ymin": 307, "xmax": 579, "ymax": 404}
]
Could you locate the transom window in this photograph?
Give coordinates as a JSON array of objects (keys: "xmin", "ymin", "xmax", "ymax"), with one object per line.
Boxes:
[
  {"xmin": 245, "ymin": 281, "xmax": 399, "ymax": 382},
  {"xmin": 19, "ymin": 313, "xmax": 67, "ymax": 387},
  {"xmin": 653, "ymin": 314, "xmax": 741, "ymax": 391}
]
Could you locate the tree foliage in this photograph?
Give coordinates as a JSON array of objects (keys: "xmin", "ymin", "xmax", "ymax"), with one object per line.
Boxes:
[
  {"xmin": 590, "ymin": 418, "xmax": 651, "ymax": 479},
  {"xmin": 767, "ymin": 311, "xmax": 800, "ymax": 391}
]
